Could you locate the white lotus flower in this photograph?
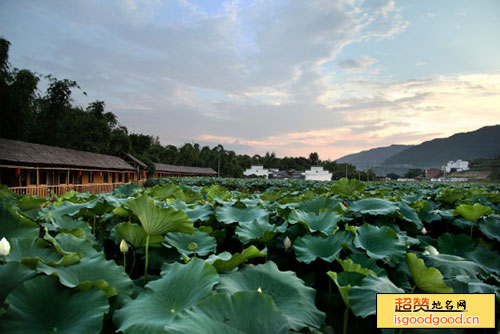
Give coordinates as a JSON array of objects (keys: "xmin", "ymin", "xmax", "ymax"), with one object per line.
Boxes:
[
  {"xmin": 120, "ymin": 239, "xmax": 129, "ymax": 253},
  {"xmin": 0, "ymin": 237, "xmax": 10, "ymax": 256},
  {"xmin": 284, "ymin": 236, "xmax": 291, "ymax": 251}
]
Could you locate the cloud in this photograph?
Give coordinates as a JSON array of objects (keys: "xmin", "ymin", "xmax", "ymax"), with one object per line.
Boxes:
[
  {"xmin": 337, "ymin": 56, "xmax": 378, "ymax": 72},
  {"xmin": 5, "ymin": 0, "xmax": 495, "ymax": 162}
]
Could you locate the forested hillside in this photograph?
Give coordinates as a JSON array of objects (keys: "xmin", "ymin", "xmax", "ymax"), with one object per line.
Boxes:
[{"xmin": 383, "ymin": 125, "xmax": 500, "ymax": 168}]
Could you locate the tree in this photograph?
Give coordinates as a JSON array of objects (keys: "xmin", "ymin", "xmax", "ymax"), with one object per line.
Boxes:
[
  {"xmin": 404, "ymin": 169, "xmax": 424, "ymax": 178},
  {"xmin": 387, "ymin": 173, "xmax": 400, "ymax": 180},
  {"xmin": 309, "ymin": 152, "xmax": 319, "ymax": 166}
]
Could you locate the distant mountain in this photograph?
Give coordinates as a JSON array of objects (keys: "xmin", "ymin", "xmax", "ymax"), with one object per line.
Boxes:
[
  {"xmin": 336, "ymin": 144, "xmax": 413, "ymax": 170},
  {"xmin": 383, "ymin": 125, "xmax": 500, "ymax": 168}
]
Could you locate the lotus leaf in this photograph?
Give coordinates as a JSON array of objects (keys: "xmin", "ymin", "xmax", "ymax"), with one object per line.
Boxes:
[
  {"xmin": 0, "ymin": 262, "xmax": 36, "ymax": 303},
  {"xmin": 164, "ymin": 231, "xmax": 217, "ymax": 259},
  {"xmin": 37, "ymin": 256, "xmax": 134, "ymax": 303},
  {"xmin": 437, "ymin": 233, "xmax": 474, "ymax": 257},
  {"xmin": 353, "ymin": 224, "xmax": 406, "ymax": 262},
  {"xmin": 217, "ymin": 261, "xmax": 325, "ymax": 330},
  {"xmin": 330, "ymin": 178, "xmax": 365, "ymax": 196},
  {"xmin": 127, "ymin": 194, "xmax": 194, "ymax": 236},
  {"xmin": 0, "ymin": 275, "xmax": 109, "ymax": 334},
  {"xmin": 165, "ymin": 291, "xmax": 289, "ymax": 334},
  {"xmin": 288, "ymin": 210, "xmax": 340, "ymax": 235},
  {"xmin": 206, "ymin": 245, "xmax": 266, "ymax": 272},
  {"xmin": 0, "ymin": 203, "xmax": 39, "ymax": 240},
  {"xmin": 293, "ymin": 231, "xmax": 351, "ymax": 263},
  {"xmin": 349, "ymin": 198, "xmax": 399, "ymax": 216},
  {"xmin": 114, "ymin": 258, "xmax": 218, "ymax": 334},
  {"xmin": 464, "ymin": 246, "xmax": 500, "ymax": 274},
  {"xmin": 424, "ymin": 254, "xmax": 487, "ymax": 278},
  {"xmin": 235, "ymin": 220, "xmax": 287, "ymax": 244},
  {"xmin": 453, "ymin": 203, "xmax": 493, "ymax": 222},
  {"xmin": 114, "ymin": 221, "xmax": 163, "ymax": 248},
  {"xmin": 215, "ymin": 205, "xmax": 269, "ymax": 225},
  {"xmin": 478, "ymin": 216, "xmax": 500, "ymax": 241},
  {"xmin": 406, "ymin": 253, "xmax": 453, "ymax": 293},
  {"xmin": 348, "ymin": 275, "xmax": 404, "ymax": 318}
]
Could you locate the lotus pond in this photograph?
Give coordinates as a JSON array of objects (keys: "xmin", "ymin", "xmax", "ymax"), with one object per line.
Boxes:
[{"xmin": 0, "ymin": 178, "xmax": 499, "ymax": 333}]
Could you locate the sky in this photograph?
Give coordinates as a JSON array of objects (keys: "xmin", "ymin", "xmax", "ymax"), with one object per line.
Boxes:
[{"xmin": 1, "ymin": 0, "xmax": 499, "ymax": 160}]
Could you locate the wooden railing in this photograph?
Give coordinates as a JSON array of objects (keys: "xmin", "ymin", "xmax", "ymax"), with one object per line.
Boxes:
[{"xmin": 8, "ymin": 181, "xmax": 144, "ymax": 197}]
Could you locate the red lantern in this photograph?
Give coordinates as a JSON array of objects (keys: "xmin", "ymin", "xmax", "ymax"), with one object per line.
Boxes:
[
  {"xmin": 115, "ymin": 172, "xmax": 118, "ymax": 178},
  {"xmin": 127, "ymin": 173, "xmax": 130, "ymax": 178},
  {"xmin": 78, "ymin": 170, "xmax": 82, "ymax": 177},
  {"xmin": 99, "ymin": 172, "xmax": 103, "ymax": 177},
  {"xmin": 15, "ymin": 168, "xmax": 21, "ymax": 176}
]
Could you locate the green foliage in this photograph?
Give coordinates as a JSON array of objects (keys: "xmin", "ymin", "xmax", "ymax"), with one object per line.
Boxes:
[{"xmin": 0, "ymin": 178, "xmax": 499, "ymax": 333}]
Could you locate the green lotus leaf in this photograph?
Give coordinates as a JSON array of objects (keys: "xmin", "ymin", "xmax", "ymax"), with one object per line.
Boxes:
[
  {"xmin": 127, "ymin": 194, "xmax": 194, "ymax": 236},
  {"xmin": 453, "ymin": 203, "xmax": 493, "ymax": 222},
  {"xmin": 112, "ymin": 205, "xmax": 130, "ymax": 217},
  {"xmin": 202, "ymin": 185, "xmax": 232, "ymax": 202},
  {"xmin": 172, "ymin": 188, "xmax": 203, "ymax": 204},
  {"xmin": 348, "ymin": 275, "xmax": 404, "ymax": 318},
  {"xmin": 7, "ymin": 238, "xmax": 79, "ymax": 268},
  {"xmin": 0, "ymin": 202, "xmax": 39, "ymax": 240},
  {"xmin": 113, "ymin": 183, "xmax": 141, "ymax": 198},
  {"xmin": 288, "ymin": 210, "xmax": 340, "ymax": 235},
  {"xmin": 114, "ymin": 258, "xmax": 218, "ymax": 334},
  {"xmin": 349, "ymin": 198, "xmax": 399, "ymax": 216},
  {"xmin": 206, "ymin": 245, "xmax": 266, "ymax": 272},
  {"xmin": 478, "ymin": 216, "xmax": 500, "ymax": 241},
  {"xmin": 185, "ymin": 203, "xmax": 214, "ymax": 222},
  {"xmin": 348, "ymin": 253, "xmax": 387, "ymax": 276},
  {"xmin": 464, "ymin": 246, "xmax": 500, "ymax": 274},
  {"xmin": 37, "ymin": 256, "xmax": 134, "ymax": 303},
  {"xmin": 337, "ymin": 258, "xmax": 377, "ymax": 277},
  {"xmin": 15, "ymin": 195, "xmax": 47, "ymax": 211},
  {"xmin": 149, "ymin": 183, "xmax": 181, "ymax": 200},
  {"xmin": 0, "ymin": 262, "xmax": 36, "ymax": 303},
  {"xmin": 165, "ymin": 291, "xmax": 289, "ymax": 334},
  {"xmin": 437, "ymin": 189, "xmax": 464, "ymax": 204},
  {"xmin": 327, "ymin": 271, "xmax": 366, "ymax": 306},
  {"xmin": 235, "ymin": 220, "xmax": 287, "ymax": 244},
  {"xmin": 215, "ymin": 205, "xmax": 269, "ymax": 225},
  {"xmin": 217, "ymin": 261, "xmax": 325, "ymax": 330},
  {"xmin": 417, "ymin": 201, "xmax": 441, "ymax": 223},
  {"xmin": 424, "ymin": 254, "xmax": 487, "ymax": 278},
  {"xmin": 397, "ymin": 202, "xmax": 423, "ymax": 229},
  {"xmin": 44, "ymin": 231, "xmax": 99, "ymax": 258},
  {"xmin": 297, "ymin": 196, "xmax": 343, "ymax": 213},
  {"xmin": 454, "ymin": 275, "xmax": 500, "ymax": 299},
  {"xmin": 330, "ymin": 178, "xmax": 365, "ymax": 196},
  {"xmin": 164, "ymin": 231, "xmax": 217, "ymax": 259},
  {"xmin": 113, "ymin": 221, "xmax": 163, "ymax": 248},
  {"xmin": 260, "ymin": 190, "xmax": 283, "ymax": 203},
  {"xmin": 406, "ymin": 253, "xmax": 453, "ymax": 293},
  {"xmin": 293, "ymin": 231, "xmax": 352, "ymax": 264},
  {"xmin": 45, "ymin": 214, "xmax": 88, "ymax": 234},
  {"xmin": 437, "ymin": 233, "xmax": 474, "ymax": 257},
  {"xmin": 0, "ymin": 275, "xmax": 109, "ymax": 334},
  {"xmin": 353, "ymin": 224, "xmax": 406, "ymax": 262}
]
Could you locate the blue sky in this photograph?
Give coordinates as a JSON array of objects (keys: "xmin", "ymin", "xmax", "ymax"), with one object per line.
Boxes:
[{"xmin": 1, "ymin": 0, "xmax": 499, "ymax": 159}]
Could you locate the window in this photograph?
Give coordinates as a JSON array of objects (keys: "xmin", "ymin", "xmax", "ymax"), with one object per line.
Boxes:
[
  {"xmin": 118, "ymin": 173, "xmax": 122, "ymax": 182},
  {"xmin": 39, "ymin": 171, "xmax": 47, "ymax": 184},
  {"xmin": 89, "ymin": 172, "xmax": 94, "ymax": 183},
  {"xmin": 60, "ymin": 172, "xmax": 66, "ymax": 184},
  {"xmin": 29, "ymin": 171, "xmax": 36, "ymax": 185},
  {"xmin": 103, "ymin": 173, "xmax": 109, "ymax": 183}
]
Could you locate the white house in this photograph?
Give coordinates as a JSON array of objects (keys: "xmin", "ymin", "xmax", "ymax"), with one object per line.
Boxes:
[
  {"xmin": 243, "ymin": 165, "xmax": 270, "ymax": 179},
  {"xmin": 302, "ymin": 166, "xmax": 332, "ymax": 181},
  {"xmin": 444, "ymin": 159, "xmax": 469, "ymax": 173}
]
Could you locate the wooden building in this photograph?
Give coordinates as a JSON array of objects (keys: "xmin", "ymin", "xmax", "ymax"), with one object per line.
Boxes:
[
  {"xmin": 0, "ymin": 138, "xmax": 147, "ymax": 197},
  {"xmin": 154, "ymin": 163, "xmax": 217, "ymax": 178}
]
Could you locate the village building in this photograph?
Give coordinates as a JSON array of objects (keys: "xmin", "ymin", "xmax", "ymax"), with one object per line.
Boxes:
[
  {"xmin": 425, "ymin": 168, "xmax": 441, "ymax": 179},
  {"xmin": 0, "ymin": 138, "xmax": 147, "ymax": 197},
  {"xmin": 243, "ymin": 165, "xmax": 270, "ymax": 179},
  {"xmin": 443, "ymin": 159, "xmax": 469, "ymax": 173},
  {"xmin": 154, "ymin": 163, "xmax": 217, "ymax": 177},
  {"xmin": 302, "ymin": 166, "xmax": 332, "ymax": 181}
]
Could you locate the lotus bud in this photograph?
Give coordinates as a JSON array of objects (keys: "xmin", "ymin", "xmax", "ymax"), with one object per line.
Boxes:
[
  {"xmin": 257, "ymin": 287, "xmax": 262, "ymax": 293},
  {"xmin": 0, "ymin": 237, "xmax": 10, "ymax": 256},
  {"xmin": 284, "ymin": 236, "xmax": 291, "ymax": 251},
  {"xmin": 420, "ymin": 227, "xmax": 428, "ymax": 235},
  {"xmin": 120, "ymin": 239, "xmax": 129, "ymax": 253}
]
